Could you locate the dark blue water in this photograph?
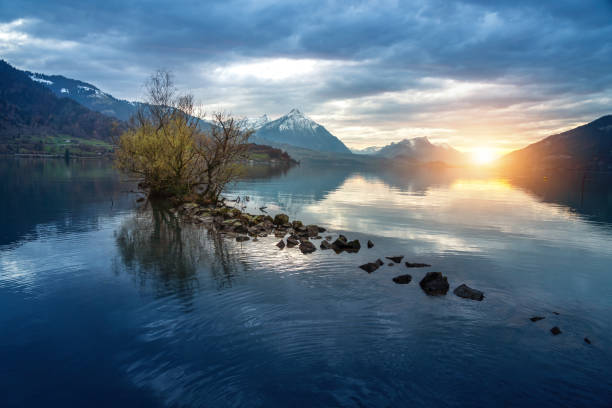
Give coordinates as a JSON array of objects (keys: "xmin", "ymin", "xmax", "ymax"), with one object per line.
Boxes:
[{"xmin": 1, "ymin": 158, "xmax": 611, "ymax": 407}]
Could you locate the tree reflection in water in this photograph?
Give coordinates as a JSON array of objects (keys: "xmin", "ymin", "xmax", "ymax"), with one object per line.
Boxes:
[{"xmin": 114, "ymin": 202, "xmax": 244, "ymax": 300}]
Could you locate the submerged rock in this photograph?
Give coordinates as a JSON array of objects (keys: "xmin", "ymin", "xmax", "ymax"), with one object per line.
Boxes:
[
  {"xmin": 550, "ymin": 326, "xmax": 562, "ymax": 335},
  {"xmin": 276, "ymin": 240, "xmax": 285, "ymax": 249},
  {"xmin": 320, "ymin": 240, "xmax": 332, "ymax": 250},
  {"xmin": 236, "ymin": 236, "xmax": 250, "ymax": 242},
  {"xmin": 273, "ymin": 213, "xmax": 289, "ymax": 225},
  {"xmin": 367, "ymin": 240, "xmax": 374, "ymax": 248},
  {"xmin": 419, "ymin": 272, "xmax": 449, "ymax": 296},
  {"xmin": 386, "ymin": 256, "xmax": 404, "ymax": 264},
  {"xmin": 584, "ymin": 337, "xmax": 591, "ymax": 344},
  {"xmin": 392, "ymin": 274, "xmax": 412, "ymax": 284},
  {"xmin": 453, "ymin": 284, "xmax": 484, "ymax": 301},
  {"xmin": 388, "ymin": 263, "xmax": 394, "ymax": 266},
  {"xmin": 376, "ymin": 259, "xmax": 384, "ymax": 266},
  {"xmin": 359, "ymin": 262, "xmax": 381, "ymax": 273},
  {"xmin": 529, "ymin": 316, "xmax": 545, "ymax": 322},
  {"xmin": 299, "ymin": 241, "xmax": 316, "ymax": 254},
  {"xmin": 405, "ymin": 262, "xmax": 431, "ymax": 268}
]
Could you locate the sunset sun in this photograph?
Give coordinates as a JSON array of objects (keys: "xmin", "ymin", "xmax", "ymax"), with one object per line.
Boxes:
[{"xmin": 472, "ymin": 147, "xmax": 497, "ymax": 165}]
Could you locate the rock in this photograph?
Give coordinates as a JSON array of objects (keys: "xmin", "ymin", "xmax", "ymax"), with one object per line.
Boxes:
[
  {"xmin": 330, "ymin": 236, "xmax": 360, "ymax": 253},
  {"xmin": 136, "ymin": 197, "xmax": 145, "ymax": 203},
  {"xmin": 331, "ymin": 236, "xmax": 348, "ymax": 252},
  {"xmin": 405, "ymin": 262, "xmax": 431, "ymax": 268},
  {"xmin": 313, "ymin": 235, "xmax": 322, "ymax": 240},
  {"xmin": 367, "ymin": 240, "xmax": 374, "ymax": 248},
  {"xmin": 292, "ymin": 220, "xmax": 303, "ymax": 229},
  {"xmin": 392, "ymin": 274, "xmax": 412, "ymax": 284},
  {"xmin": 375, "ymin": 259, "xmax": 384, "ymax": 266},
  {"xmin": 276, "ymin": 240, "xmax": 285, "ymax": 249},
  {"xmin": 359, "ymin": 262, "xmax": 381, "ymax": 273},
  {"xmin": 234, "ymin": 224, "xmax": 248, "ymax": 234},
  {"xmin": 299, "ymin": 241, "xmax": 316, "ymax": 254},
  {"xmin": 320, "ymin": 240, "xmax": 332, "ymax": 250},
  {"xmin": 306, "ymin": 225, "xmax": 320, "ymax": 237},
  {"xmin": 286, "ymin": 235, "xmax": 299, "ymax": 247},
  {"xmin": 550, "ymin": 326, "xmax": 562, "ymax": 335},
  {"xmin": 236, "ymin": 236, "xmax": 250, "ymax": 242},
  {"xmin": 345, "ymin": 240, "xmax": 361, "ymax": 253},
  {"xmin": 388, "ymin": 263, "xmax": 394, "ymax": 266},
  {"xmin": 274, "ymin": 214, "xmax": 289, "ymax": 225},
  {"xmin": 584, "ymin": 337, "xmax": 591, "ymax": 344},
  {"xmin": 274, "ymin": 231, "xmax": 287, "ymax": 238},
  {"xmin": 386, "ymin": 256, "xmax": 404, "ymax": 263},
  {"xmin": 419, "ymin": 272, "xmax": 449, "ymax": 296},
  {"xmin": 453, "ymin": 284, "xmax": 484, "ymax": 301},
  {"xmin": 325, "ymin": 236, "xmax": 332, "ymax": 241},
  {"xmin": 552, "ymin": 312, "xmax": 560, "ymax": 315},
  {"xmin": 529, "ymin": 316, "xmax": 545, "ymax": 322},
  {"xmin": 317, "ymin": 226, "xmax": 326, "ymax": 233}
]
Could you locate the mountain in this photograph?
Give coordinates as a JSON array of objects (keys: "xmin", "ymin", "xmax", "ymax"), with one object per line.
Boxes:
[
  {"xmin": 500, "ymin": 115, "xmax": 612, "ymax": 171},
  {"xmin": 244, "ymin": 114, "xmax": 270, "ymax": 130},
  {"xmin": 375, "ymin": 136, "xmax": 467, "ymax": 165},
  {"xmin": 351, "ymin": 146, "xmax": 382, "ymax": 155},
  {"xmin": 0, "ymin": 60, "xmax": 124, "ymax": 154},
  {"xmin": 253, "ymin": 109, "xmax": 351, "ymax": 154},
  {"xmin": 26, "ymin": 71, "xmax": 143, "ymax": 121}
]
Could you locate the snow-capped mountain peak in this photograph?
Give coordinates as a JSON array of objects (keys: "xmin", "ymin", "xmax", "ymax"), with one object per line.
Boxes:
[
  {"xmin": 252, "ymin": 109, "xmax": 351, "ymax": 154},
  {"xmin": 278, "ymin": 108, "xmax": 320, "ymax": 132}
]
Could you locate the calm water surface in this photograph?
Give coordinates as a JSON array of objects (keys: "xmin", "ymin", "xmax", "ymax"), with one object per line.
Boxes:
[{"xmin": 1, "ymin": 158, "xmax": 611, "ymax": 407}]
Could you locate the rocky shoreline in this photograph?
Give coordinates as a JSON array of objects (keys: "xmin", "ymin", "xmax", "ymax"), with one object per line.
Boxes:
[
  {"xmin": 170, "ymin": 200, "xmax": 593, "ymax": 343},
  {"xmin": 171, "ymin": 201, "xmax": 485, "ymax": 300}
]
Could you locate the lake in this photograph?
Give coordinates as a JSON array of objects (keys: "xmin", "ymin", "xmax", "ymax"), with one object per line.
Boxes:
[{"xmin": 1, "ymin": 158, "xmax": 611, "ymax": 407}]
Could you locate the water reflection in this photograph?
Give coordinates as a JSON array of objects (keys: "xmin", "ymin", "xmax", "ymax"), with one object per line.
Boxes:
[
  {"xmin": 0, "ymin": 158, "xmax": 134, "ymax": 248},
  {"xmin": 507, "ymin": 171, "xmax": 612, "ymax": 226},
  {"xmin": 114, "ymin": 204, "xmax": 248, "ymax": 299}
]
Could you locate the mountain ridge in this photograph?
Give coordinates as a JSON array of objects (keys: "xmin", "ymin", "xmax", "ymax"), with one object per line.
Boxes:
[{"xmin": 500, "ymin": 115, "xmax": 612, "ymax": 171}]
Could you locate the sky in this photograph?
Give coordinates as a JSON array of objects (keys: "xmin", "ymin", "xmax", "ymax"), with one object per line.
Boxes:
[{"xmin": 1, "ymin": 0, "xmax": 612, "ymax": 154}]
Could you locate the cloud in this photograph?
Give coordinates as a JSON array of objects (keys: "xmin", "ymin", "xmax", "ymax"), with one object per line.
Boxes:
[{"xmin": 1, "ymin": 0, "xmax": 611, "ymax": 150}]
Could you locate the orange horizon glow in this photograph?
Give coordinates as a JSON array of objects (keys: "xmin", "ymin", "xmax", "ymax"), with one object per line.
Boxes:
[{"xmin": 470, "ymin": 147, "xmax": 502, "ymax": 165}]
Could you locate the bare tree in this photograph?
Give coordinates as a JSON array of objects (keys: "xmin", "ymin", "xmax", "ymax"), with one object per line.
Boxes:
[
  {"xmin": 115, "ymin": 70, "xmax": 252, "ymax": 201},
  {"xmin": 195, "ymin": 112, "xmax": 254, "ymax": 202}
]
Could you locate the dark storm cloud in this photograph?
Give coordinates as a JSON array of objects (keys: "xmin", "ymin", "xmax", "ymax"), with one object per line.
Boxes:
[{"xmin": 1, "ymin": 0, "xmax": 612, "ymax": 148}]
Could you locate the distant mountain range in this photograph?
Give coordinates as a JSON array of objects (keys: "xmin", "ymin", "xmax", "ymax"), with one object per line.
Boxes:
[
  {"xmin": 356, "ymin": 136, "xmax": 467, "ymax": 165},
  {"xmin": 4, "ymin": 60, "xmax": 612, "ymax": 169},
  {"xmin": 351, "ymin": 146, "xmax": 382, "ymax": 155},
  {"xmin": 252, "ymin": 109, "xmax": 352, "ymax": 154},
  {"xmin": 500, "ymin": 115, "xmax": 612, "ymax": 171}
]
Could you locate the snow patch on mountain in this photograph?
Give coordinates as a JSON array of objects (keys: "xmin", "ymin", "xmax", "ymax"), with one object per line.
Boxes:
[
  {"xmin": 30, "ymin": 75, "xmax": 53, "ymax": 85},
  {"xmin": 244, "ymin": 114, "xmax": 270, "ymax": 130}
]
